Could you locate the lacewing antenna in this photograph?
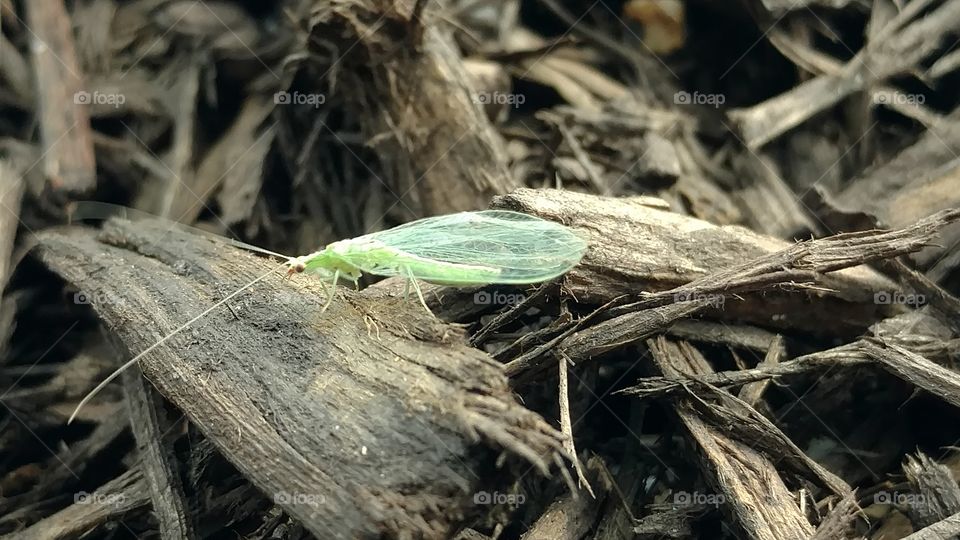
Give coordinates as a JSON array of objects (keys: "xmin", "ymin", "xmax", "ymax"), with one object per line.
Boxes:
[{"xmin": 67, "ymin": 262, "xmax": 286, "ymax": 424}]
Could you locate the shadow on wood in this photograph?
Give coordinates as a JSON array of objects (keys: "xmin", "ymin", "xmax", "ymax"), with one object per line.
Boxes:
[{"xmin": 32, "ymin": 218, "xmax": 567, "ymax": 539}]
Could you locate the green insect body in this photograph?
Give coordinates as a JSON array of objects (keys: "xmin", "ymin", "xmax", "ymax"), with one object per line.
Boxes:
[
  {"xmin": 287, "ymin": 210, "xmax": 587, "ymax": 287},
  {"xmin": 292, "ymin": 239, "xmax": 503, "ymax": 285},
  {"xmin": 67, "ymin": 209, "xmax": 588, "ymax": 424}
]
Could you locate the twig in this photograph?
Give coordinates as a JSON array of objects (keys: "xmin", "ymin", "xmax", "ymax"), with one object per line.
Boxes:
[
  {"xmin": 558, "ymin": 352, "xmax": 594, "ymax": 498},
  {"xmin": 25, "ymin": 0, "xmax": 96, "ymax": 192}
]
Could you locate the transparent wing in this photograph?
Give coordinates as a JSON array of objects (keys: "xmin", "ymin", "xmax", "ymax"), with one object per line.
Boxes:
[{"xmin": 351, "ymin": 210, "xmax": 588, "ymax": 284}]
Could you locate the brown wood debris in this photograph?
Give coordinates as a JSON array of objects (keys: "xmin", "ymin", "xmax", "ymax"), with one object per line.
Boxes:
[{"xmin": 2, "ymin": 0, "xmax": 960, "ymax": 538}]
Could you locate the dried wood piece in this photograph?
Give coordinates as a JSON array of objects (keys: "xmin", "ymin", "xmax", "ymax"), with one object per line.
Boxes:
[
  {"xmin": 519, "ymin": 61, "xmax": 602, "ymax": 112},
  {"xmin": 491, "ymin": 189, "xmax": 892, "ymax": 304},
  {"xmin": 171, "ymin": 96, "xmax": 273, "ymax": 224},
  {"xmin": 32, "ymin": 218, "xmax": 568, "ymax": 539},
  {"xmin": 732, "ymin": 151, "xmax": 819, "ymax": 238},
  {"xmin": 810, "ymin": 490, "xmax": 859, "ymax": 540},
  {"xmin": 618, "ymin": 341, "xmax": 871, "ymax": 399},
  {"xmin": 503, "ymin": 296, "xmax": 651, "ymax": 381},
  {"xmin": 556, "ymin": 122, "xmax": 605, "ymax": 191},
  {"xmin": 544, "ymin": 102, "xmax": 688, "ymax": 190},
  {"xmin": 0, "ymin": 32, "xmax": 32, "ymax": 105},
  {"xmin": 132, "ymin": 59, "xmax": 200, "ymax": 218},
  {"xmin": 537, "ymin": 109, "xmax": 682, "ymax": 193},
  {"xmin": 307, "ymin": 1, "xmax": 517, "ymax": 215},
  {"xmin": 817, "ymin": 109, "xmax": 960, "ymax": 268},
  {"xmin": 928, "ymin": 47, "xmax": 960, "ymax": 79},
  {"xmin": 0, "ymin": 161, "xmax": 23, "ymax": 292},
  {"xmin": 870, "ymin": 309, "xmax": 960, "ymax": 362},
  {"xmin": 729, "ymin": 1, "xmax": 960, "ymax": 148},
  {"xmin": 454, "ymin": 529, "xmax": 494, "ymax": 540},
  {"xmin": 0, "ymin": 409, "xmax": 128, "ymax": 519},
  {"xmin": 470, "ymin": 282, "xmax": 557, "ymax": 347},
  {"xmin": 665, "ymin": 320, "xmax": 783, "ymax": 352},
  {"xmin": 622, "ymin": 0, "xmax": 685, "ymax": 54},
  {"xmin": 492, "ymin": 188, "xmax": 914, "ymax": 335},
  {"xmin": 463, "ymin": 59, "xmax": 511, "ymax": 123},
  {"xmin": 153, "ymin": 1, "xmax": 263, "ymax": 57},
  {"xmin": 25, "ymin": 0, "xmax": 96, "ymax": 193},
  {"xmin": 557, "ymin": 356, "xmax": 592, "ymax": 497},
  {"xmin": 647, "ymin": 337, "xmax": 815, "ymax": 539},
  {"xmin": 670, "ymin": 136, "xmax": 742, "ymax": 225},
  {"xmin": 682, "ymin": 381, "xmax": 851, "ymax": 498},
  {"xmin": 845, "ymin": 116, "xmax": 960, "ymax": 221},
  {"xmin": 901, "ymin": 511, "xmax": 960, "ymax": 540},
  {"xmin": 621, "ymin": 308, "xmax": 960, "ymax": 399},
  {"xmin": 865, "ymin": 340, "xmax": 960, "ymax": 409},
  {"xmin": 552, "ymin": 102, "xmax": 693, "ymax": 138},
  {"xmin": 555, "ymin": 301, "xmax": 705, "ymax": 366},
  {"xmin": 631, "ymin": 505, "xmax": 697, "ymax": 538},
  {"xmin": 903, "ymin": 452, "xmax": 960, "ymax": 529},
  {"xmin": 782, "ymin": 129, "xmax": 845, "ymax": 196},
  {"xmin": 729, "ymin": 71, "xmax": 863, "ymax": 150},
  {"xmin": 120, "ymin": 364, "xmax": 195, "ymax": 539},
  {"xmin": 15, "ymin": 468, "xmax": 149, "ymax": 540},
  {"xmin": 737, "ymin": 334, "xmax": 783, "ymax": 406},
  {"xmin": 758, "ymin": 0, "xmax": 859, "ymax": 16},
  {"xmin": 494, "ymin": 30, "xmax": 628, "ymax": 101},
  {"xmin": 520, "ymin": 458, "xmax": 607, "ymax": 540},
  {"xmin": 881, "ymin": 258, "xmax": 960, "ymax": 335},
  {"xmin": 591, "ymin": 448, "xmax": 640, "ymax": 539}
]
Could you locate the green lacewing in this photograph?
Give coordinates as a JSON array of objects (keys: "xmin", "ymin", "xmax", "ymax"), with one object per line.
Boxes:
[
  {"xmin": 68, "ymin": 209, "xmax": 588, "ymax": 423},
  {"xmin": 287, "ymin": 210, "xmax": 588, "ymax": 308}
]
